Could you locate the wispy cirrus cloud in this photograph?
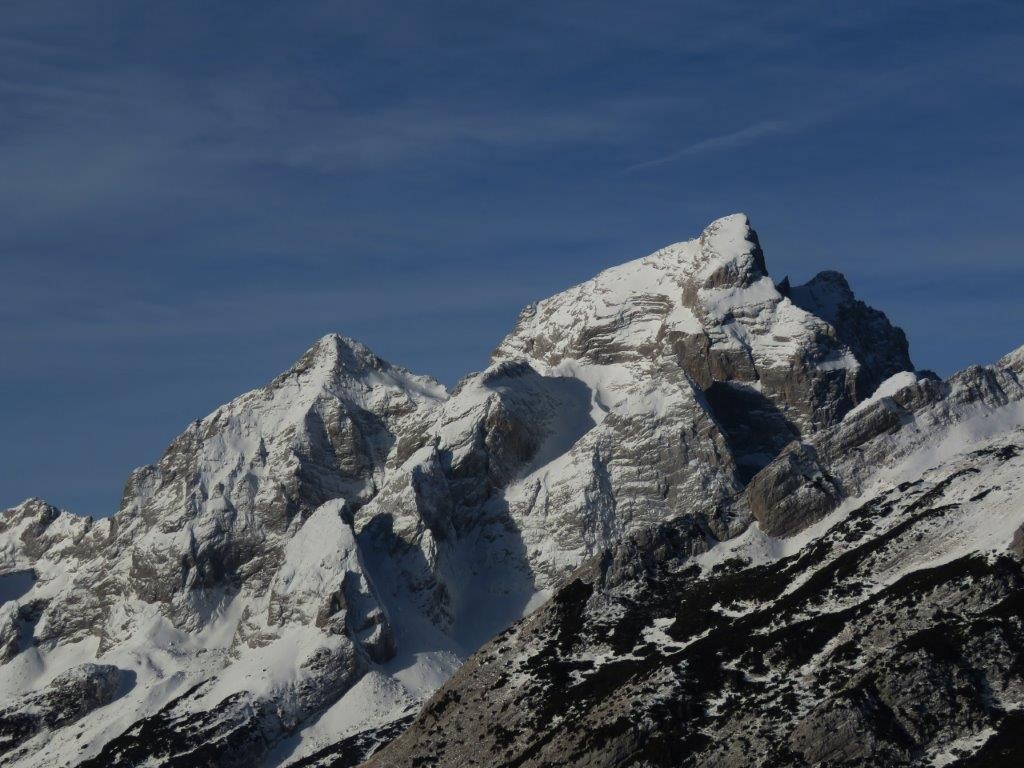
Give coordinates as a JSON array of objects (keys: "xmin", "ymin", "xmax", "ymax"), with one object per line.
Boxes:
[
  {"xmin": 0, "ymin": 51, "xmax": 655, "ymax": 229},
  {"xmin": 626, "ymin": 119, "xmax": 794, "ymax": 170}
]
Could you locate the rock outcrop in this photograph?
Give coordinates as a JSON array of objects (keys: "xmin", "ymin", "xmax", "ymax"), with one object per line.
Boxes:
[
  {"xmin": 749, "ymin": 349, "xmax": 1024, "ymax": 537},
  {"xmin": 0, "ymin": 663, "xmax": 124, "ymax": 758}
]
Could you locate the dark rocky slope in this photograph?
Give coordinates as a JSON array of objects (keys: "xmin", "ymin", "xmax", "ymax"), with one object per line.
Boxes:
[{"xmin": 367, "ymin": 431, "xmax": 1024, "ymax": 767}]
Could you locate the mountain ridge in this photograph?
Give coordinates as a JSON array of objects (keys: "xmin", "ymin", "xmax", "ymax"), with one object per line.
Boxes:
[{"xmin": 2, "ymin": 213, "xmax": 1019, "ymax": 768}]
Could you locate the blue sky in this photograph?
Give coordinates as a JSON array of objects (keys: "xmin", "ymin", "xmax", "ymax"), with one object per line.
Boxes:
[{"xmin": 2, "ymin": 0, "xmax": 1022, "ymax": 516}]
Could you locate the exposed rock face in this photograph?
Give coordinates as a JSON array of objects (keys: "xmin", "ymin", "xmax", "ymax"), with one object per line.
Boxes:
[
  {"xmin": 749, "ymin": 351, "xmax": 1024, "ymax": 537},
  {"xmin": 3, "ymin": 213, "xmax": 1008, "ymax": 768},
  {"xmin": 745, "ymin": 441, "xmax": 841, "ymax": 538},
  {"xmin": 788, "ymin": 269, "xmax": 913, "ymax": 398}
]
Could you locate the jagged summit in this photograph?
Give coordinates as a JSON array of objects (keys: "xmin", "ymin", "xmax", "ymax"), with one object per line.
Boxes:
[
  {"xmin": 492, "ymin": 212, "xmax": 773, "ymax": 367},
  {"xmin": 789, "ymin": 270, "xmax": 913, "ymax": 396},
  {"xmin": 2, "ymin": 214, "xmax": 1016, "ymax": 768},
  {"xmin": 788, "ymin": 269, "xmax": 854, "ymax": 315},
  {"xmin": 692, "ymin": 212, "xmax": 768, "ymax": 284},
  {"xmin": 3, "ymin": 497, "xmax": 58, "ymax": 520},
  {"xmin": 998, "ymin": 342, "xmax": 1024, "ymax": 373},
  {"xmin": 273, "ymin": 332, "xmax": 447, "ymax": 402}
]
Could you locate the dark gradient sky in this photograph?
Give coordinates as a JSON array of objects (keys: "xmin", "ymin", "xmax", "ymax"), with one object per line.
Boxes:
[{"xmin": 2, "ymin": 0, "xmax": 1022, "ymax": 516}]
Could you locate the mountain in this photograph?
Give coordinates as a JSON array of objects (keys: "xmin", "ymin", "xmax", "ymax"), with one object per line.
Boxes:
[
  {"xmin": 367, "ymin": 347, "xmax": 1024, "ymax": 768},
  {"xmin": 1, "ymin": 214, "xmax": 1019, "ymax": 768}
]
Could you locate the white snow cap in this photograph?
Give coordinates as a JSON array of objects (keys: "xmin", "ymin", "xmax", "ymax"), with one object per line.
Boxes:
[
  {"xmin": 700, "ymin": 212, "xmax": 755, "ymax": 251},
  {"xmin": 845, "ymin": 370, "xmax": 920, "ymax": 420}
]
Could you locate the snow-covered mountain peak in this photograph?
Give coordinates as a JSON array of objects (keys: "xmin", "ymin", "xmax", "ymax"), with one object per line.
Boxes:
[
  {"xmin": 998, "ymin": 342, "xmax": 1024, "ymax": 375},
  {"xmin": 491, "ymin": 214, "xmax": 912, "ymax": 457},
  {"xmin": 786, "ymin": 267, "xmax": 913, "ymax": 397},
  {"xmin": 273, "ymin": 332, "xmax": 447, "ymax": 406},
  {"xmin": 492, "ymin": 213, "xmax": 817, "ymax": 368},
  {"xmin": 1, "ymin": 497, "xmax": 59, "ymax": 526},
  {"xmin": 691, "ymin": 211, "xmax": 768, "ymax": 286},
  {"xmin": 0, "ymin": 498, "xmax": 88, "ymax": 576}
]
